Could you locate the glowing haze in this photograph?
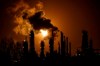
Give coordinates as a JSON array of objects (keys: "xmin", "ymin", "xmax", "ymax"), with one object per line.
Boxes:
[
  {"xmin": 40, "ymin": 29, "xmax": 48, "ymax": 38},
  {"xmin": 0, "ymin": 0, "xmax": 100, "ymax": 55},
  {"xmin": 13, "ymin": 1, "xmax": 44, "ymax": 36},
  {"xmin": 11, "ymin": 0, "xmax": 58, "ymax": 55},
  {"xmin": 0, "ymin": 0, "xmax": 47, "ymax": 40}
]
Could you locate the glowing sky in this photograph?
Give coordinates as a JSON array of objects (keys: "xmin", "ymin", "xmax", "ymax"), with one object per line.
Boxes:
[
  {"xmin": 43, "ymin": 0, "xmax": 100, "ymax": 54},
  {"xmin": 0, "ymin": 0, "xmax": 100, "ymax": 55}
]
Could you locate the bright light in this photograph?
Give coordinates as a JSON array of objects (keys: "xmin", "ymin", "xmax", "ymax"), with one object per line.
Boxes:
[{"xmin": 40, "ymin": 29, "xmax": 48, "ymax": 37}]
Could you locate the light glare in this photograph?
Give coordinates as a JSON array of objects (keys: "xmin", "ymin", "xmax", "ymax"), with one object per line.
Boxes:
[{"xmin": 40, "ymin": 29, "xmax": 48, "ymax": 37}]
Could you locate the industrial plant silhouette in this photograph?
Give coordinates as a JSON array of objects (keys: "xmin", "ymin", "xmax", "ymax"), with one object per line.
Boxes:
[{"xmin": 0, "ymin": 11, "xmax": 100, "ymax": 65}]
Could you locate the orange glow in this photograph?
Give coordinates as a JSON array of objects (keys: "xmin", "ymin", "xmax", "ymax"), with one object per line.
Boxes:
[
  {"xmin": 40, "ymin": 29, "xmax": 48, "ymax": 38},
  {"xmin": 13, "ymin": 17, "xmax": 33, "ymax": 36},
  {"xmin": 27, "ymin": 8, "xmax": 36, "ymax": 17},
  {"xmin": 36, "ymin": 1, "xmax": 44, "ymax": 10}
]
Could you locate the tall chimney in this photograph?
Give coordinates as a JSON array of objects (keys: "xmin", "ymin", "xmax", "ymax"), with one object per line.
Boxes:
[
  {"xmin": 49, "ymin": 30, "xmax": 54, "ymax": 56},
  {"xmin": 69, "ymin": 42, "xmax": 71, "ymax": 56},
  {"xmin": 61, "ymin": 32, "xmax": 65, "ymax": 57},
  {"xmin": 40, "ymin": 40, "xmax": 45, "ymax": 59},
  {"xmin": 66, "ymin": 37, "xmax": 68, "ymax": 56}
]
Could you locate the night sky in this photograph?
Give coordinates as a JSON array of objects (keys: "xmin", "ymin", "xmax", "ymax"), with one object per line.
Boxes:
[{"xmin": 0, "ymin": 0, "xmax": 100, "ymax": 55}]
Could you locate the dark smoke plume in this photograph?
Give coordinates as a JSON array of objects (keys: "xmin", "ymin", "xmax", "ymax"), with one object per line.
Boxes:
[{"xmin": 25, "ymin": 11, "xmax": 58, "ymax": 31}]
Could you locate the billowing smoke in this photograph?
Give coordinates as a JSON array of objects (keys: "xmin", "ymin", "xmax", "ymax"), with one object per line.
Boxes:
[
  {"xmin": 13, "ymin": 1, "xmax": 44, "ymax": 36},
  {"xmin": 23, "ymin": 11, "xmax": 58, "ymax": 31},
  {"xmin": 0, "ymin": 0, "xmax": 58, "ymax": 40},
  {"xmin": 13, "ymin": 0, "xmax": 58, "ymax": 36}
]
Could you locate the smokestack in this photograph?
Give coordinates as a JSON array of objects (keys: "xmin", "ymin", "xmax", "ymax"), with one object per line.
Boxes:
[
  {"xmin": 40, "ymin": 40, "xmax": 45, "ymax": 59},
  {"xmin": 81, "ymin": 30, "xmax": 89, "ymax": 53},
  {"xmin": 61, "ymin": 31, "xmax": 65, "ymax": 57},
  {"xmin": 30, "ymin": 30, "xmax": 35, "ymax": 53},
  {"xmin": 66, "ymin": 37, "xmax": 68, "ymax": 56},
  {"xmin": 23, "ymin": 40, "xmax": 28, "ymax": 55},
  {"xmin": 69, "ymin": 42, "xmax": 71, "ymax": 56},
  {"xmin": 23, "ymin": 40, "xmax": 28, "ymax": 62},
  {"xmin": 58, "ymin": 42, "xmax": 60, "ymax": 55},
  {"xmin": 49, "ymin": 29, "xmax": 54, "ymax": 56}
]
